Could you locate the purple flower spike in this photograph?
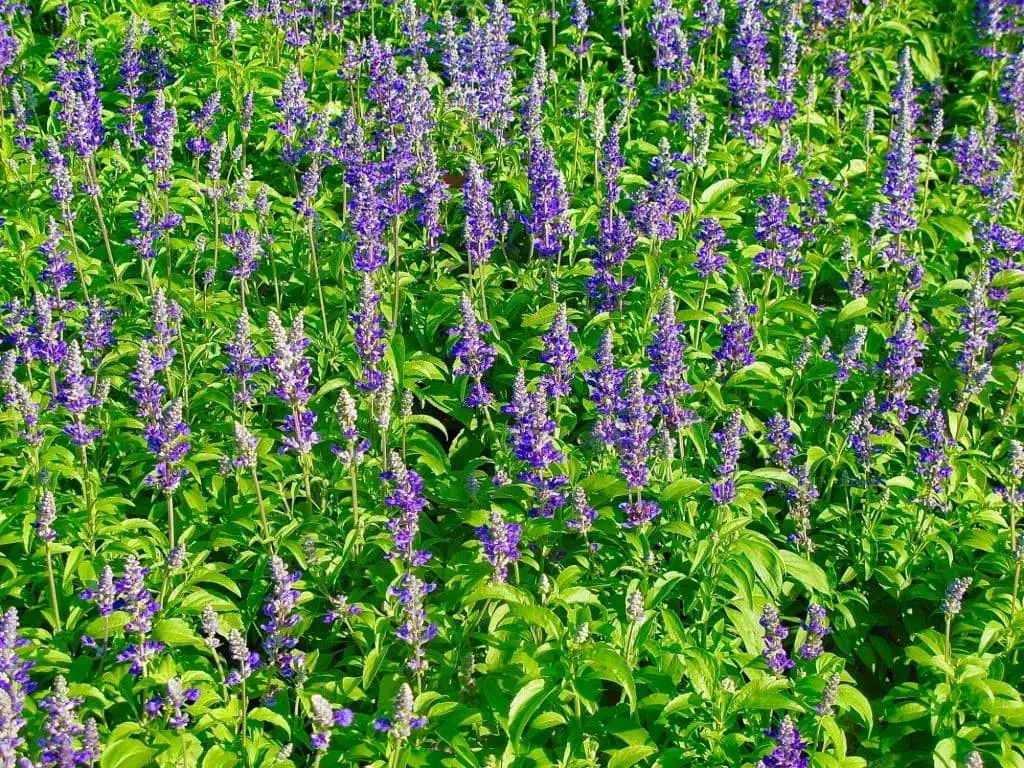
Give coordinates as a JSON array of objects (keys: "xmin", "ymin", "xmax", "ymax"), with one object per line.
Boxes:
[
  {"xmin": 694, "ymin": 218, "xmax": 729, "ymax": 279},
  {"xmin": 585, "ymin": 328, "xmax": 626, "ymax": 446},
  {"xmin": 760, "ymin": 604, "xmax": 793, "ymax": 675},
  {"xmin": 758, "ymin": 715, "xmax": 808, "ymax": 768},
  {"xmin": 797, "ymin": 604, "xmax": 830, "ymax": 660},
  {"xmin": 382, "ymin": 453, "xmax": 431, "ymax": 567},
  {"xmin": 475, "ymin": 509, "xmax": 522, "ymax": 582},
  {"xmin": 616, "ymin": 370, "xmax": 654, "ymax": 489},
  {"xmin": 448, "ymin": 294, "xmax": 496, "ymax": 408},
  {"xmin": 541, "ymin": 305, "xmax": 578, "ymax": 399}
]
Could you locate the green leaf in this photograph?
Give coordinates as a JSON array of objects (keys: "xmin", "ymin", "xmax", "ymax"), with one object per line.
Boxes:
[
  {"xmin": 249, "ymin": 707, "xmax": 291, "ymax": 736},
  {"xmin": 737, "ymin": 468, "xmax": 798, "ymax": 488},
  {"xmin": 608, "ymin": 744, "xmax": 657, "ymax": 768},
  {"xmin": 779, "ymin": 550, "xmax": 831, "ymax": 594},
  {"xmin": 586, "ymin": 645, "xmax": 637, "ymax": 713},
  {"xmin": 101, "ymin": 739, "xmax": 157, "ymax": 768},
  {"xmin": 836, "ymin": 685, "xmax": 873, "ymax": 733},
  {"xmin": 660, "ymin": 477, "xmax": 703, "ymax": 502},
  {"xmin": 837, "ymin": 298, "xmax": 870, "ymax": 324},
  {"xmin": 201, "ymin": 746, "xmax": 240, "ymax": 768},
  {"xmin": 506, "ymin": 678, "xmax": 554, "ymax": 749},
  {"xmin": 933, "ymin": 737, "xmax": 956, "ymax": 768},
  {"xmin": 731, "ymin": 677, "xmax": 798, "ymax": 713},
  {"xmin": 530, "ymin": 711, "xmax": 567, "ymax": 730},
  {"xmin": 700, "ymin": 179, "xmax": 738, "ymax": 206},
  {"xmin": 933, "ymin": 215, "xmax": 973, "ymax": 245},
  {"xmin": 506, "ymin": 603, "xmax": 562, "ymax": 639},
  {"xmin": 152, "ymin": 618, "xmax": 204, "ymax": 649},
  {"xmin": 522, "ymin": 303, "xmax": 560, "ymax": 329},
  {"xmin": 363, "ymin": 646, "xmax": 383, "ymax": 689}
]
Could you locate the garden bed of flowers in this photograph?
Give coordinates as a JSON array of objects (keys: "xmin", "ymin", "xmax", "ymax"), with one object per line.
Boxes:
[{"xmin": 1, "ymin": 0, "xmax": 1023, "ymax": 765}]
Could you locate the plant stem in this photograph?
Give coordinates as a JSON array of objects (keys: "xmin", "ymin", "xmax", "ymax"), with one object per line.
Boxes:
[
  {"xmin": 167, "ymin": 493, "xmax": 176, "ymax": 549},
  {"xmin": 80, "ymin": 445, "xmax": 96, "ymax": 553},
  {"xmin": 45, "ymin": 543, "xmax": 62, "ymax": 633},
  {"xmin": 307, "ymin": 222, "xmax": 329, "ymax": 340},
  {"xmin": 350, "ymin": 461, "xmax": 361, "ymax": 552},
  {"xmin": 87, "ymin": 171, "xmax": 117, "ymax": 277},
  {"xmin": 251, "ymin": 467, "xmax": 272, "ymax": 551}
]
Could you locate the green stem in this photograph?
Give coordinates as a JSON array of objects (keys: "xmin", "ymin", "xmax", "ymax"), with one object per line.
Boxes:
[
  {"xmin": 167, "ymin": 493, "xmax": 176, "ymax": 549},
  {"xmin": 80, "ymin": 445, "xmax": 96, "ymax": 553},
  {"xmin": 251, "ymin": 467, "xmax": 273, "ymax": 551},
  {"xmin": 45, "ymin": 543, "xmax": 62, "ymax": 634}
]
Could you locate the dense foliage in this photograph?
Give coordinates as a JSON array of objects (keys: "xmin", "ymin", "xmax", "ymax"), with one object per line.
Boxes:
[{"xmin": 1, "ymin": 0, "xmax": 1023, "ymax": 766}]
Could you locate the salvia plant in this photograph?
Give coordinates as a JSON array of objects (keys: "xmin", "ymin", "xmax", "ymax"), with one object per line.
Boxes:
[{"xmin": 0, "ymin": 0, "xmax": 1022, "ymax": 766}]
